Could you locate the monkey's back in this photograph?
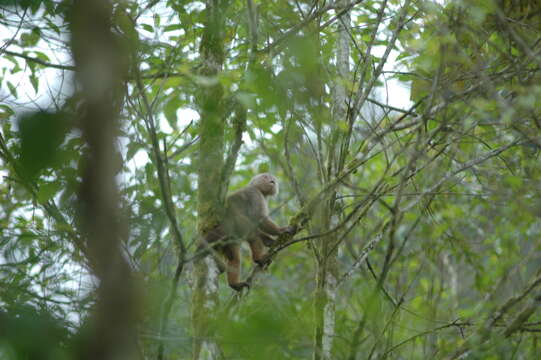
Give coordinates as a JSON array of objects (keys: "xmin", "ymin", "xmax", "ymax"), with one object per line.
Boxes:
[{"xmin": 226, "ymin": 187, "xmax": 266, "ymax": 216}]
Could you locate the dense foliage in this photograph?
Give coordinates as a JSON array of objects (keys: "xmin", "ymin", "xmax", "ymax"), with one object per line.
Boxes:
[{"xmin": 1, "ymin": 0, "xmax": 541, "ymax": 359}]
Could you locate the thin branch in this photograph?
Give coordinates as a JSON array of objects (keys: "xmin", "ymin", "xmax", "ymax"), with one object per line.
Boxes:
[
  {"xmin": 2, "ymin": 49, "xmax": 75, "ymax": 70},
  {"xmin": 134, "ymin": 69, "xmax": 185, "ymax": 255},
  {"xmin": 503, "ymin": 292, "xmax": 541, "ymax": 337},
  {"xmin": 220, "ymin": 99, "xmax": 247, "ymax": 201},
  {"xmin": 491, "ymin": 271, "xmax": 541, "ymax": 328},
  {"xmin": 167, "ymin": 136, "xmax": 199, "ymax": 161},
  {"xmin": 0, "ymin": 8, "xmax": 27, "ymax": 53},
  {"xmin": 133, "ymin": 68, "xmax": 186, "ymax": 360},
  {"xmin": 259, "ymin": 0, "xmax": 364, "ymax": 54},
  {"xmin": 367, "ymin": 97, "xmax": 419, "ymax": 116},
  {"xmin": 337, "ymin": 227, "xmax": 387, "ymax": 287},
  {"xmin": 448, "ymin": 260, "xmax": 541, "ymax": 359},
  {"xmin": 384, "ymin": 320, "xmax": 469, "ymax": 357}
]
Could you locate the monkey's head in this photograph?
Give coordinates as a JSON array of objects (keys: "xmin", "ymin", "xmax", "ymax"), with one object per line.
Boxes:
[{"xmin": 249, "ymin": 173, "xmax": 278, "ymax": 197}]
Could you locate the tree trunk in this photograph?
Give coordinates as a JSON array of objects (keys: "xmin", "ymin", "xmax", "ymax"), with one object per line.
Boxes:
[
  {"xmin": 70, "ymin": 1, "xmax": 139, "ymax": 359},
  {"xmin": 192, "ymin": 1, "xmax": 228, "ymax": 359},
  {"xmin": 313, "ymin": 206, "xmax": 339, "ymax": 360},
  {"xmin": 313, "ymin": 2, "xmax": 350, "ymax": 359}
]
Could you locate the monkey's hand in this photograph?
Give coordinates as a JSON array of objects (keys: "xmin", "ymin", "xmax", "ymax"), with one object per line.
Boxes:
[
  {"xmin": 280, "ymin": 225, "xmax": 297, "ymax": 235},
  {"xmin": 259, "ymin": 232, "xmax": 276, "ymax": 247},
  {"xmin": 255, "ymin": 256, "xmax": 272, "ymax": 270},
  {"xmin": 229, "ymin": 282, "xmax": 250, "ymax": 292},
  {"xmin": 262, "ymin": 237, "xmax": 275, "ymax": 247}
]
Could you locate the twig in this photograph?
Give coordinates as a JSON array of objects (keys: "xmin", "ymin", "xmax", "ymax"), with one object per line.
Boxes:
[
  {"xmin": 258, "ymin": 0, "xmax": 364, "ymax": 54},
  {"xmin": 2, "ymin": 49, "xmax": 75, "ymax": 70},
  {"xmin": 133, "ymin": 67, "xmax": 186, "ymax": 360}
]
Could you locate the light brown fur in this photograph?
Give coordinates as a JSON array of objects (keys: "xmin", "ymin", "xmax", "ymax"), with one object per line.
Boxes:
[{"xmin": 204, "ymin": 173, "xmax": 295, "ymax": 291}]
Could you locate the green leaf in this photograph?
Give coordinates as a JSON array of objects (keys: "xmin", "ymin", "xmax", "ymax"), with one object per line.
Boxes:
[
  {"xmin": 164, "ymin": 24, "xmax": 183, "ymax": 32},
  {"xmin": 141, "ymin": 23, "xmax": 153, "ymax": 33},
  {"xmin": 235, "ymin": 92, "xmax": 256, "ymax": 109},
  {"xmin": 30, "ymin": 74, "xmax": 39, "ymax": 93},
  {"xmin": 7, "ymin": 82, "xmax": 17, "ymax": 97},
  {"xmin": 126, "ymin": 141, "xmax": 142, "ymax": 161},
  {"xmin": 164, "ymin": 97, "xmax": 180, "ymax": 129},
  {"xmin": 29, "ymin": 0, "xmax": 40, "ymax": 14},
  {"xmin": 46, "ymin": 18, "xmax": 60, "ymax": 34},
  {"xmin": 0, "ymin": 104, "xmax": 14, "ymax": 119},
  {"xmin": 37, "ymin": 181, "xmax": 62, "ymax": 204},
  {"xmin": 33, "ymin": 51, "xmax": 50, "ymax": 62},
  {"xmin": 20, "ymin": 30, "xmax": 40, "ymax": 47},
  {"xmin": 18, "ymin": 111, "xmax": 70, "ymax": 179}
]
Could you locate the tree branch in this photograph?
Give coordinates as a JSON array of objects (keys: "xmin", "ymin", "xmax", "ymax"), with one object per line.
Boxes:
[{"xmin": 2, "ymin": 49, "xmax": 75, "ymax": 70}]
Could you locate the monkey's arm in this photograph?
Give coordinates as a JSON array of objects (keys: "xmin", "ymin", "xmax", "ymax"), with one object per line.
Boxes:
[{"xmin": 259, "ymin": 216, "xmax": 290, "ymax": 236}]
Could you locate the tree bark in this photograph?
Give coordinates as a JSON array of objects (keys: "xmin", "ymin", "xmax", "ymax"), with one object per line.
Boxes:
[
  {"xmin": 70, "ymin": 1, "xmax": 139, "ymax": 359},
  {"xmin": 192, "ymin": 1, "xmax": 228, "ymax": 359},
  {"xmin": 313, "ymin": 2, "xmax": 350, "ymax": 359}
]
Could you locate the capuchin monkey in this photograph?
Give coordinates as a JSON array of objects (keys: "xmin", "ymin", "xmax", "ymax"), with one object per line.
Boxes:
[{"xmin": 203, "ymin": 173, "xmax": 296, "ymax": 291}]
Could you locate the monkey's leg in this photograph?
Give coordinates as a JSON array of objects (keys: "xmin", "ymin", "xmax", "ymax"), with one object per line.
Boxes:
[
  {"xmin": 200, "ymin": 227, "xmax": 230, "ymax": 273},
  {"xmin": 224, "ymin": 244, "xmax": 248, "ymax": 291},
  {"xmin": 249, "ymin": 237, "xmax": 271, "ymax": 268}
]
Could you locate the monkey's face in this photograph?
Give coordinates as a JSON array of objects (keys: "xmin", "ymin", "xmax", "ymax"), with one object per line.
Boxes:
[{"xmin": 250, "ymin": 173, "xmax": 278, "ymax": 196}]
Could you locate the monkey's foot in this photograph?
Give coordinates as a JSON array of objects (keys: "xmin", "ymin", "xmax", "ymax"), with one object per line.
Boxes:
[
  {"xmin": 229, "ymin": 282, "xmax": 250, "ymax": 292},
  {"xmin": 255, "ymin": 257, "xmax": 272, "ymax": 269}
]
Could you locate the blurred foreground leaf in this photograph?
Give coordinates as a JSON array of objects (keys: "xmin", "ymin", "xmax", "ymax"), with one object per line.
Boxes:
[
  {"xmin": 0, "ymin": 305, "xmax": 71, "ymax": 360},
  {"xmin": 18, "ymin": 111, "xmax": 70, "ymax": 179}
]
